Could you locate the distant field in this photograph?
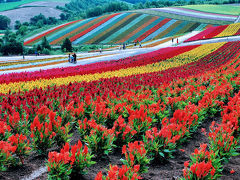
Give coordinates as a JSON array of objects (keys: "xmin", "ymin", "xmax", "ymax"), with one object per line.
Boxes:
[
  {"xmin": 0, "ymin": 0, "xmax": 69, "ymax": 12},
  {"xmin": 181, "ymin": 5, "xmax": 240, "ymax": 16}
]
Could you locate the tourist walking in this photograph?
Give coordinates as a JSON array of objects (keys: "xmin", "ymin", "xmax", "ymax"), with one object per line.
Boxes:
[
  {"xmin": 68, "ymin": 54, "xmax": 71, "ymax": 63},
  {"xmin": 123, "ymin": 43, "xmax": 126, "ymax": 50},
  {"xmin": 73, "ymin": 53, "xmax": 77, "ymax": 64},
  {"xmin": 70, "ymin": 55, "xmax": 74, "ymax": 63},
  {"xmin": 139, "ymin": 42, "xmax": 142, "ymax": 48}
]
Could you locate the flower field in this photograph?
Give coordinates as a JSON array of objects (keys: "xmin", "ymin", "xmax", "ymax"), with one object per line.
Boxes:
[
  {"xmin": 24, "ymin": 12, "xmax": 213, "ymax": 46},
  {"xmin": 1, "ymin": 39, "xmax": 240, "ymax": 179}
]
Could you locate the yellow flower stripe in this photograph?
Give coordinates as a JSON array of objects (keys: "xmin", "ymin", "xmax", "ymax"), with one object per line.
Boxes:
[
  {"xmin": 0, "ymin": 54, "xmax": 119, "ymax": 71},
  {"xmin": 0, "ymin": 56, "xmax": 67, "ymax": 67},
  {"xmin": 0, "ymin": 42, "xmax": 225, "ymax": 94},
  {"xmin": 215, "ymin": 23, "xmax": 240, "ymax": 38}
]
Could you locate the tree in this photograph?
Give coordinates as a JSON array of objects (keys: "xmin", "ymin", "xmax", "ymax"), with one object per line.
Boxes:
[
  {"xmin": 41, "ymin": 36, "xmax": 51, "ymax": 50},
  {"xmin": 0, "ymin": 15, "xmax": 10, "ymax": 30},
  {"xmin": 6, "ymin": 0, "xmax": 21, "ymax": 2},
  {"xmin": 17, "ymin": 25, "xmax": 28, "ymax": 36},
  {"xmin": 14, "ymin": 20, "xmax": 21, "ymax": 30},
  {"xmin": 61, "ymin": 38, "xmax": 72, "ymax": 52},
  {"xmin": 86, "ymin": 6, "xmax": 103, "ymax": 17},
  {"xmin": 47, "ymin": 17, "xmax": 57, "ymax": 25},
  {"xmin": 30, "ymin": 13, "xmax": 47, "ymax": 25},
  {"xmin": 0, "ymin": 31, "xmax": 24, "ymax": 55},
  {"xmin": 1, "ymin": 41, "xmax": 23, "ymax": 55},
  {"xmin": 60, "ymin": 13, "xmax": 66, "ymax": 20}
]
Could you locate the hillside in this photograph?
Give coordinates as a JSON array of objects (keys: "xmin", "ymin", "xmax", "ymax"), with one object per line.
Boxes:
[
  {"xmin": 24, "ymin": 5, "xmax": 240, "ymax": 46},
  {"xmin": 0, "ymin": 0, "xmax": 69, "ymax": 12},
  {"xmin": 24, "ymin": 11, "xmax": 218, "ymax": 46},
  {"xmin": 0, "ymin": 0, "xmax": 69, "ymax": 28}
]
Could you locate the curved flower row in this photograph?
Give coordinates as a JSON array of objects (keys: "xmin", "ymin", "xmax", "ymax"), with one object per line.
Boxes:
[
  {"xmin": 134, "ymin": 18, "xmax": 171, "ymax": 42},
  {"xmin": 185, "ymin": 23, "xmax": 240, "ymax": 42},
  {"xmin": 0, "ymin": 45, "xmax": 197, "ymax": 83},
  {"xmin": 0, "ymin": 53, "xmax": 113, "ymax": 71},
  {"xmin": 0, "ymin": 43, "xmax": 224, "ymax": 94},
  {"xmin": 51, "ymin": 15, "xmax": 111, "ymax": 45},
  {"xmin": 215, "ymin": 23, "xmax": 240, "ymax": 38},
  {"xmin": 24, "ymin": 20, "xmax": 82, "ymax": 46}
]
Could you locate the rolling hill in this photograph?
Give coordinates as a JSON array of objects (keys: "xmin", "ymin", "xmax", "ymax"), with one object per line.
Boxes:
[{"xmin": 24, "ymin": 10, "xmax": 219, "ymax": 46}]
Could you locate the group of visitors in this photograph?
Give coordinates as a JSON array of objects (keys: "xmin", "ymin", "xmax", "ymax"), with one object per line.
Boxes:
[
  {"xmin": 119, "ymin": 41, "xmax": 142, "ymax": 50},
  {"xmin": 134, "ymin": 41, "xmax": 142, "ymax": 48},
  {"xmin": 172, "ymin": 38, "xmax": 179, "ymax": 44},
  {"xmin": 68, "ymin": 53, "xmax": 77, "ymax": 64}
]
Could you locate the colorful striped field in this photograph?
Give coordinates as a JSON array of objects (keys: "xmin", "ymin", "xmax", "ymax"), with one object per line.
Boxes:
[{"xmin": 24, "ymin": 12, "xmax": 213, "ymax": 46}]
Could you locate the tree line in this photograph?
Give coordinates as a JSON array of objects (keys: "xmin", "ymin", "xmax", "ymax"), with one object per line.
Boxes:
[
  {"xmin": 59, "ymin": 0, "xmax": 240, "ymax": 19},
  {"xmin": 0, "ymin": 0, "xmax": 21, "ymax": 2}
]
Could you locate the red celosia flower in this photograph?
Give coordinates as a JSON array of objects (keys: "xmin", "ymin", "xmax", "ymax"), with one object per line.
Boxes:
[
  {"xmin": 230, "ymin": 169, "xmax": 235, "ymax": 174},
  {"xmin": 95, "ymin": 171, "xmax": 103, "ymax": 180}
]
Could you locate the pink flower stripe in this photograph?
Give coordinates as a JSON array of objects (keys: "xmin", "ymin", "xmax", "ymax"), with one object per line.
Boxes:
[
  {"xmin": 24, "ymin": 20, "xmax": 82, "ymax": 45},
  {"xmin": 185, "ymin": 24, "xmax": 228, "ymax": 42},
  {"xmin": 70, "ymin": 13, "xmax": 121, "ymax": 42},
  {"xmin": 0, "ymin": 45, "xmax": 197, "ymax": 84},
  {"xmin": 134, "ymin": 18, "xmax": 171, "ymax": 42}
]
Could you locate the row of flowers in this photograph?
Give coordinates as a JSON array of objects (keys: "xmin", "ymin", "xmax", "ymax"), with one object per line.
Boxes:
[
  {"xmin": 70, "ymin": 14, "xmax": 121, "ymax": 43},
  {"xmin": 115, "ymin": 16, "xmax": 158, "ymax": 44},
  {"xmin": 183, "ymin": 90, "xmax": 240, "ymax": 179},
  {"xmin": 0, "ymin": 56, "xmax": 66, "ymax": 68},
  {"xmin": 185, "ymin": 23, "xmax": 240, "ymax": 42},
  {"xmin": 0, "ymin": 53, "xmax": 112, "ymax": 71},
  {"xmin": 215, "ymin": 23, "xmax": 240, "ymax": 38},
  {"xmin": 0, "ymin": 44, "xmax": 194, "ymax": 83},
  {"xmin": 134, "ymin": 18, "xmax": 171, "ymax": 42},
  {"xmin": 24, "ymin": 20, "xmax": 82, "ymax": 46},
  {"xmin": 0, "ymin": 42, "xmax": 226, "ymax": 93},
  {"xmin": 50, "ymin": 15, "xmax": 107, "ymax": 45}
]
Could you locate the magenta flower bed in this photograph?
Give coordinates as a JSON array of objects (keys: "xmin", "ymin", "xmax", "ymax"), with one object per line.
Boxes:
[{"xmin": 184, "ymin": 25, "xmax": 228, "ymax": 42}]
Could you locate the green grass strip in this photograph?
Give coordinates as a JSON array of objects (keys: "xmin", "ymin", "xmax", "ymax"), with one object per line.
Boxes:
[
  {"xmin": 181, "ymin": 5, "xmax": 240, "ymax": 16},
  {"xmin": 132, "ymin": 9, "xmax": 230, "ymax": 25}
]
